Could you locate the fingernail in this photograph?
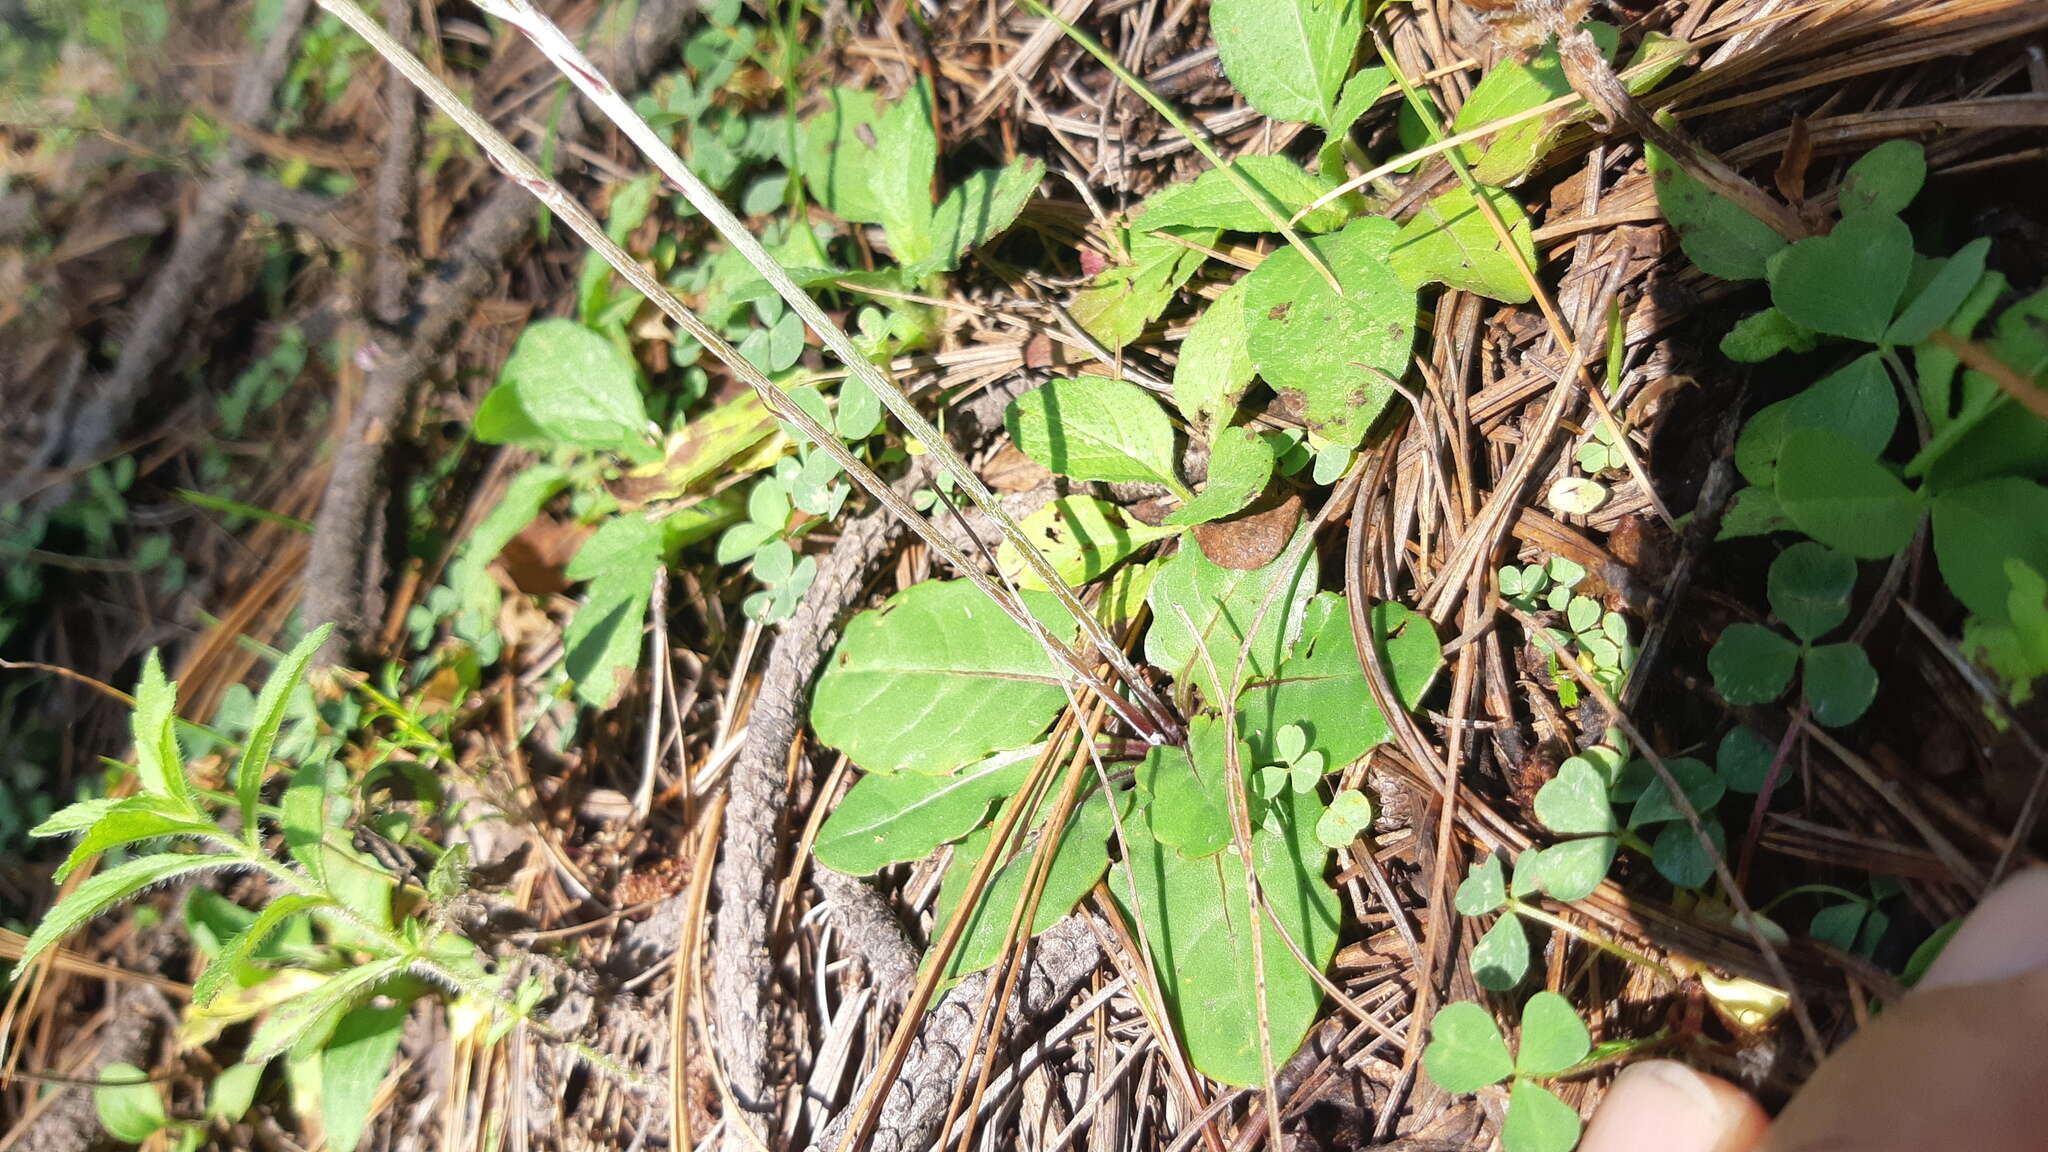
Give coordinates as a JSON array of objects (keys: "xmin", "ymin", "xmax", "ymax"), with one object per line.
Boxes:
[
  {"xmin": 1580, "ymin": 1061, "xmax": 1767, "ymax": 1152},
  {"xmin": 1919, "ymin": 867, "xmax": 2048, "ymax": 991}
]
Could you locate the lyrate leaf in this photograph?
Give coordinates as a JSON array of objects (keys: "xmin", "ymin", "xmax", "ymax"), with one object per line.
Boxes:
[
  {"xmin": 1113, "ymin": 789, "xmax": 1340, "ymax": 1088},
  {"xmin": 1516, "ymin": 990, "xmax": 1593, "ymax": 1076},
  {"xmin": 1172, "ymin": 276, "xmax": 1255, "ymax": 440},
  {"xmin": 1145, "ymin": 527, "xmax": 1319, "ymax": 706},
  {"xmin": 1767, "ymin": 541, "xmax": 1857, "ymax": 643},
  {"xmin": 813, "ymin": 745, "xmax": 1040, "ymax": 876},
  {"xmin": 1648, "ymin": 139, "xmax": 1787, "ymax": 282},
  {"xmin": 1768, "ymin": 213, "xmax": 1915, "ymax": 343},
  {"xmin": 562, "ymin": 515, "xmax": 664, "ymax": 709},
  {"xmin": 1471, "ymin": 914, "xmax": 1530, "ymax": 991},
  {"xmin": 1239, "ymin": 595, "xmax": 1442, "ymax": 772},
  {"xmin": 1776, "ymin": 427, "xmax": 1923, "ymax": 559},
  {"xmin": 1422, "ymin": 1001, "xmax": 1514, "ymax": 1094},
  {"xmin": 1803, "ymin": 642, "xmax": 1879, "ymax": 727},
  {"xmin": 321, "ymin": 1004, "xmax": 408, "ymax": 1152},
  {"xmin": 813, "ymin": 581, "xmax": 1078, "ymax": 775},
  {"xmin": 1209, "ymin": 0, "xmax": 1364, "ymax": 130},
  {"xmin": 1388, "ymin": 186, "xmax": 1538, "ymax": 302},
  {"xmin": 1242, "ymin": 216, "xmax": 1416, "ymax": 449},
  {"xmin": 1503, "ymin": 1081, "xmax": 1584, "ymax": 1152},
  {"xmin": 1838, "ymin": 139, "xmax": 1925, "ymax": 219},
  {"xmin": 1005, "ymin": 376, "xmax": 1185, "ymax": 492},
  {"xmin": 1709, "ymin": 623, "xmax": 1801, "ymax": 705},
  {"xmin": 1136, "ymin": 156, "xmax": 1351, "ymax": 234},
  {"xmin": 475, "ymin": 320, "xmax": 654, "ymax": 460}
]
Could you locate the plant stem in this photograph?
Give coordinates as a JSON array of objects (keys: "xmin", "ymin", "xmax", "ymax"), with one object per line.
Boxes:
[{"xmin": 1510, "ymin": 898, "xmax": 1675, "ymax": 981}]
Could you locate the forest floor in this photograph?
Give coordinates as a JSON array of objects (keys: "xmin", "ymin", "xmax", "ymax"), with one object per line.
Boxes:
[{"xmin": 5, "ymin": 1, "xmax": 2048, "ymax": 1151}]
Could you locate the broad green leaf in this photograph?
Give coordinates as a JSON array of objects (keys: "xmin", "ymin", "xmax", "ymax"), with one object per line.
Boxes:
[
  {"xmin": 1709, "ymin": 623, "xmax": 1800, "ymax": 705},
  {"xmin": 1768, "ymin": 214, "xmax": 1914, "ymax": 343},
  {"xmin": 813, "ymin": 745, "xmax": 1039, "ymax": 875},
  {"xmin": 927, "ymin": 157, "xmax": 1044, "ymax": 271},
  {"xmin": 1650, "ymin": 818, "xmax": 1724, "ymax": 889},
  {"xmin": 1210, "ymin": 0, "xmax": 1364, "ymax": 129},
  {"xmin": 1838, "ymin": 139, "xmax": 1924, "ymax": 219},
  {"xmin": 1912, "ymin": 269, "xmax": 2010, "ymax": 444},
  {"xmin": 1931, "ymin": 479, "xmax": 2048, "ymax": 623},
  {"xmin": 1811, "ymin": 902, "xmax": 1868, "ymax": 952},
  {"xmin": 1718, "ymin": 727, "xmax": 1775, "ymax": 794},
  {"xmin": 283, "ymin": 759, "xmax": 331, "ymax": 883},
  {"xmin": 1450, "ymin": 24, "xmax": 1621, "ymax": 186},
  {"xmin": 1776, "ymin": 427, "xmax": 1923, "ymax": 559},
  {"xmin": 1472, "ymin": 915, "xmax": 1529, "ymax": 991},
  {"xmin": 1887, "ymin": 238, "xmax": 1991, "ymax": 346},
  {"xmin": 1165, "ymin": 427, "xmax": 1277, "ymax": 528},
  {"xmin": 1069, "ymin": 225, "xmax": 1218, "ymax": 351},
  {"xmin": 1388, "ymin": 186, "xmax": 1538, "ymax": 302},
  {"xmin": 1145, "ymin": 529, "xmax": 1318, "ymax": 706},
  {"xmin": 563, "ymin": 515, "xmax": 663, "ymax": 709},
  {"xmin": 95, "ymin": 1063, "xmax": 168, "ymax": 1143},
  {"xmin": 281, "ymin": 761, "xmax": 393, "ymax": 933},
  {"xmin": 1315, "ymin": 788, "xmax": 1374, "ymax": 848},
  {"xmin": 1532, "ymin": 758, "xmax": 1615, "ymax": 837},
  {"xmin": 321, "ymin": 1004, "xmax": 408, "ymax": 1152},
  {"xmin": 1316, "ymin": 65, "xmax": 1389, "ymax": 177},
  {"xmin": 476, "ymin": 320, "xmax": 653, "ymax": 459},
  {"xmin": 1804, "ymin": 642, "xmax": 1878, "ymax": 727},
  {"xmin": 445, "ymin": 463, "xmax": 571, "ymax": 645},
  {"xmin": 800, "ymin": 83, "xmax": 937, "ymax": 263},
  {"xmin": 238, "ymin": 625, "xmax": 331, "ymax": 838},
  {"xmin": 813, "ymin": 581, "xmax": 1078, "ymax": 775},
  {"xmin": 1135, "ymin": 714, "xmax": 1240, "ymax": 859},
  {"xmin": 1527, "ymin": 837, "xmax": 1616, "ymax": 902},
  {"xmin": 1005, "ymin": 376, "xmax": 1184, "ymax": 491},
  {"xmin": 1626, "ymin": 757, "xmax": 1724, "ymax": 827},
  {"xmin": 1240, "ymin": 595, "xmax": 1442, "ymax": 771},
  {"xmin": 1172, "ymin": 277, "xmax": 1255, "ymax": 439},
  {"xmin": 936, "ymin": 788, "xmax": 1123, "ymax": 980},
  {"xmin": 14, "ymin": 853, "xmax": 238, "ymax": 977},
  {"xmin": 1423, "ymin": 1001, "xmax": 1513, "ymax": 1093},
  {"xmin": 1136, "ymin": 156, "xmax": 1349, "ymax": 234},
  {"xmin": 1648, "ymin": 140, "xmax": 1786, "ymax": 281},
  {"xmin": 1113, "ymin": 789, "xmax": 1339, "ymax": 1087},
  {"xmin": 53, "ymin": 798, "xmax": 215, "ymax": 882},
  {"xmin": 192, "ymin": 894, "xmax": 330, "ymax": 1007},
  {"xmin": 1516, "ymin": 990, "xmax": 1592, "ymax": 1076},
  {"xmin": 1241, "ymin": 216, "xmax": 1416, "ymax": 449},
  {"xmin": 997, "ymin": 497, "xmax": 1176, "ymax": 589},
  {"xmin": 1734, "ymin": 352, "xmax": 1896, "ymax": 488},
  {"xmin": 1721, "ymin": 307, "xmax": 1817, "ymax": 362},
  {"xmin": 1455, "ymin": 854, "xmax": 1508, "ymax": 915},
  {"xmin": 1503, "ymin": 1081, "xmax": 1583, "ymax": 1152},
  {"xmin": 1768, "ymin": 541, "xmax": 1857, "ymax": 643},
  {"xmin": 130, "ymin": 651, "xmax": 190, "ymax": 810}
]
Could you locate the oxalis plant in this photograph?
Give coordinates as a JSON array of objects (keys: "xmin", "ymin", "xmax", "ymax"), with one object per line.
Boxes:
[
  {"xmin": 1657, "ymin": 136, "xmax": 2048, "ymax": 707},
  {"xmin": 13, "ymin": 627, "xmax": 601, "ymax": 1151}
]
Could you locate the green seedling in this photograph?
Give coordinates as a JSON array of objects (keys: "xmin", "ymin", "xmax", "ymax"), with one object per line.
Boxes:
[{"xmin": 1424, "ymin": 993, "xmax": 1592, "ymax": 1152}]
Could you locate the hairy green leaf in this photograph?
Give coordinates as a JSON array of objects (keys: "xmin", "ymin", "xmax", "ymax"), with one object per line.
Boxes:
[
  {"xmin": 15, "ymin": 853, "xmax": 239, "ymax": 977},
  {"xmin": 1145, "ymin": 529, "xmax": 1318, "ymax": 706},
  {"xmin": 191, "ymin": 894, "xmax": 330, "ymax": 1007},
  {"xmin": 1210, "ymin": 0, "xmax": 1364, "ymax": 129},
  {"xmin": 1172, "ymin": 277, "xmax": 1256, "ymax": 440},
  {"xmin": 238, "ymin": 626, "xmax": 332, "ymax": 839},
  {"xmin": 130, "ymin": 651, "xmax": 190, "ymax": 811},
  {"xmin": 1164, "ymin": 426, "xmax": 1277, "ymax": 526},
  {"xmin": 1389, "ymin": 186, "xmax": 1537, "ymax": 302},
  {"xmin": 53, "ymin": 799, "xmax": 216, "ymax": 882},
  {"xmin": 321, "ymin": 1004, "xmax": 409, "ymax": 1152},
  {"xmin": 475, "ymin": 320, "xmax": 653, "ymax": 459},
  {"xmin": 1136, "ymin": 156, "xmax": 1350, "ymax": 234},
  {"xmin": 1006, "ymin": 376, "xmax": 1184, "ymax": 491}
]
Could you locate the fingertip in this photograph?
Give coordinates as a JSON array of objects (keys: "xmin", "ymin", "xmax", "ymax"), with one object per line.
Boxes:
[
  {"xmin": 1581, "ymin": 1061, "xmax": 1768, "ymax": 1152},
  {"xmin": 1919, "ymin": 867, "xmax": 2048, "ymax": 992}
]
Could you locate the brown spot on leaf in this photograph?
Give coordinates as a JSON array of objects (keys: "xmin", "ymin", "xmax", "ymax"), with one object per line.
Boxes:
[
  {"xmin": 1267, "ymin": 303, "xmax": 1291, "ymax": 322},
  {"xmin": 1194, "ymin": 490, "xmax": 1302, "ymax": 570}
]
